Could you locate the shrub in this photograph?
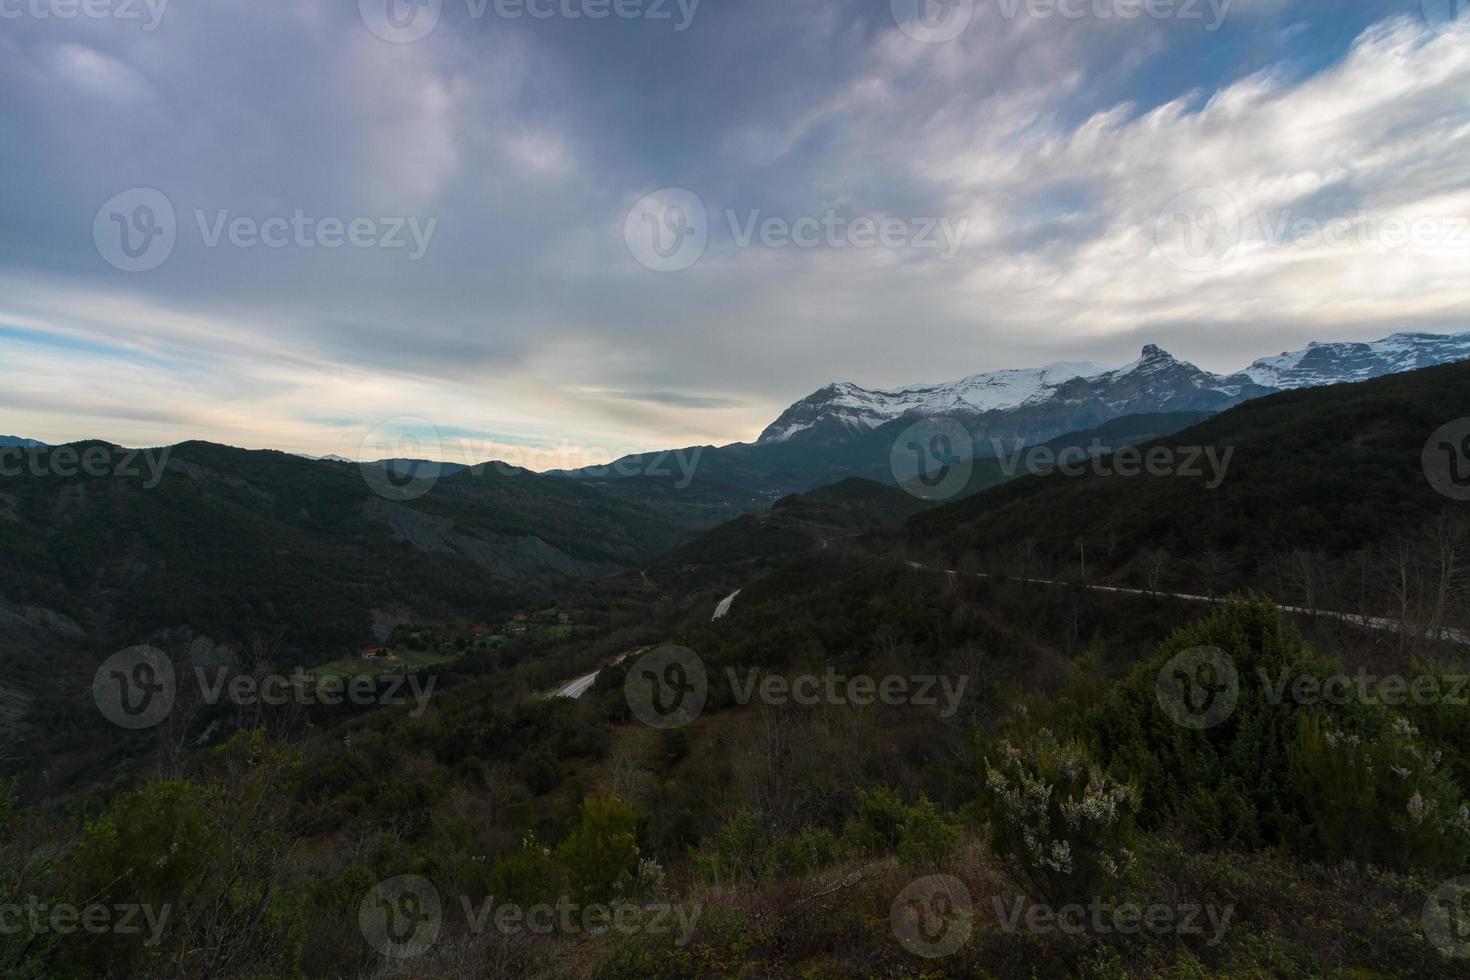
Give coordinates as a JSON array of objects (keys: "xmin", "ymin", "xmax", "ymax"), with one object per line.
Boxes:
[
  {"xmin": 556, "ymin": 795, "xmax": 640, "ymax": 901},
  {"xmin": 843, "ymin": 786, "xmax": 961, "ymax": 869},
  {"xmin": 692, "ymin": 808, "xmax": 764, "ymax": 887},
  {"xmin": 895, "ymin": 796, "xmax": 962, "ymax": 871},
  {"xmin": 981, "ymin": 728, "xmax": 1138, "ymax": 904},
  {"xmin": 763, "ymin": 827, "xmax": 841, "ymax": 880},
  {"xmin": 1291, "ymin": 712, "xmax": 1470, "ymax": 872},
  {"xmin": 490, "ymin": 833, "xmax": 565, "ymax": 905},
  {"xmin": 1083, "ymin": 596, "xmax": 1330, "ymax": 849}
]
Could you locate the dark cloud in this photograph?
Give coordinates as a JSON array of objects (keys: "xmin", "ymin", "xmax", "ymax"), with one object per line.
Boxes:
[{"xmin": 0, "ymin": 1, "xmax": 1464, "ymax": 454}]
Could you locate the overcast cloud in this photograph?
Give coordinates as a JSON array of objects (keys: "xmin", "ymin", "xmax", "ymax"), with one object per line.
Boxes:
[{"xmin": 1, "ymin": 0, "xmax": 1466, "ymax": 465}]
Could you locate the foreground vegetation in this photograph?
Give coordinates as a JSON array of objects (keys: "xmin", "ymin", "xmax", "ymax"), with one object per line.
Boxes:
[{"xmin": 5, "ymin": 585, "xmax": 1469, "ymax": 978}]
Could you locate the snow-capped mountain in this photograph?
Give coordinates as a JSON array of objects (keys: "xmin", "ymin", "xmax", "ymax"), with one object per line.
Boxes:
[
  {"xmin": 759, "ymin": 362, "xmax": 1110, "ymax": 443},
  {"xmin": 759, "ymin": 331, "xmax": 1470, "ymax": 445},
  {"xmin": 1239, "ymin": 331, "xmax": 1470, "ymax": 390}
]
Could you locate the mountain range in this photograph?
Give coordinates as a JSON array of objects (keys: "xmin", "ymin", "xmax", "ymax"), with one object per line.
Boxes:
[
  {"xmin": 758, "ymin": 330, "xmax": 1470, "ymax": 445},
  {"xmin": 10, "ymin": 332, "xmax": 1468, "ymax": 502},
  {"xmin": 564, "ymin": 330, "xmax": 1470, "ymax": 497}
]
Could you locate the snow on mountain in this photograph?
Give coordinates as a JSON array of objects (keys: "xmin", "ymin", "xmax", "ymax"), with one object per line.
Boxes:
[
  {"xmin": 759, "ymin": 361, "xmax": 1110, "ymax": 442},
  {"xmin": 758, "ymin": 331, "xmax": 1470, "ymax": 445},
  {"xmin": 1240, "ymin": 331, "xmax": 1470, "ymax": 390}
]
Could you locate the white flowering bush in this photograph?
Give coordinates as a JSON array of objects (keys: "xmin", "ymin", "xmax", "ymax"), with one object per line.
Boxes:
[
  {"xmin": 1290, "ymin": 713, "xmax": 1470, "ymax": 872},
  {"xmin": 981, "ymin": 728, "xmax": 1139, "ymax": 903}
]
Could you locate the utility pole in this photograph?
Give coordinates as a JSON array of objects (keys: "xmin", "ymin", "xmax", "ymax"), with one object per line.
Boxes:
[{"xmin": 1076, "ymin": 536, "xmax": 1086, "ymax": 580}]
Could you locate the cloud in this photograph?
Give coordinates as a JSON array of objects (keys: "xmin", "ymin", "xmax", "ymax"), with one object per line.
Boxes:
[{"xmin": 0, "ymin": 1, "xmax": 1464, "ymax": 460}]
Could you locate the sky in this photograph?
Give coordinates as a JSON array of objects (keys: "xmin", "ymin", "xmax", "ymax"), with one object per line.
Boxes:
[{"xmin": 1, "ymin": 0, "xmax": 1468, "ymax": 468}]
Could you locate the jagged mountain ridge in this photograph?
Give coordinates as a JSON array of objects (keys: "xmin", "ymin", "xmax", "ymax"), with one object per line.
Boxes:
[{"xmin": 759, "ymin": 331, "xmax": 1470, "ymax": 445}]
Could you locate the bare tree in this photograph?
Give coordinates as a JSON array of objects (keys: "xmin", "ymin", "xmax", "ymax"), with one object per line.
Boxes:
[
  {"xmin": 1142, "ymin": 549, "xmax": 1170, "ymax": 596},
  {"xmin": 1196, "ymin": 547, "xmax": 1232, "ymax": 601},
  {"xmin": 1426, "ymin": 513, "xmax": 1468, "ymax": 640},
  {"xmin": 1380, "ymin": 536, "xmax": 1420, "ymax": 650},
  {"xmin": 1287, "ymin": 549, "xmax": 1320, "ymax": 615}
]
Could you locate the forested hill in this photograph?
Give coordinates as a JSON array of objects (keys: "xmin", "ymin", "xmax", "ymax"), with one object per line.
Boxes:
[
  {"xmin": 906, "ymin": 360, "xmax": 1470, "ymax": 607},
  {"xmin": 0, "ymin": 440, "xmax": 715, "ymax": 659}
]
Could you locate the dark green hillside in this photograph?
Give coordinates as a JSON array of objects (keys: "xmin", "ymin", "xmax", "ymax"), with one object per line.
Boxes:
[
  {"xmin": 908, "ymin": 361, "xmax": 1470, "ymax": 607},
  {"xmin": 901, "ymin": 410, "xmax": 1214, "ymax": 500},
  {"xmin": 645, "ymin": 477, "xmax": 930, "ymax": 592},
  {"xmin": 0, "ymin": 441, "xmax": 713, "ymax": 659}
]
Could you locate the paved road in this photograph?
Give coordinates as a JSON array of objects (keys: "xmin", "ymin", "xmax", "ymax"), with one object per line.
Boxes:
[
  {"xmin": 548, "ymin": 649, "xmax": 640, "ymax": 701},
  {"xmin": 712, "ymin": 589, "xmax": 741, "ymax": 621},
  {"xmin": 553, "ymin": 671, "xmax": 600, "ymax": 699},
  {"xmin": 550, "ymin": 549, "xmax": 1467, "ymax": 701},
  {"xmin": 901, "ymin": 561, "xmax": 1470, "ymax": 646}
]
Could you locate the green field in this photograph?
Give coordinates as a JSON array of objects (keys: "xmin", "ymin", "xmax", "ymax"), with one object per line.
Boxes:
[{"xmin": 309, "ymin": 649, "xmax": 458, "ymax": 680}]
